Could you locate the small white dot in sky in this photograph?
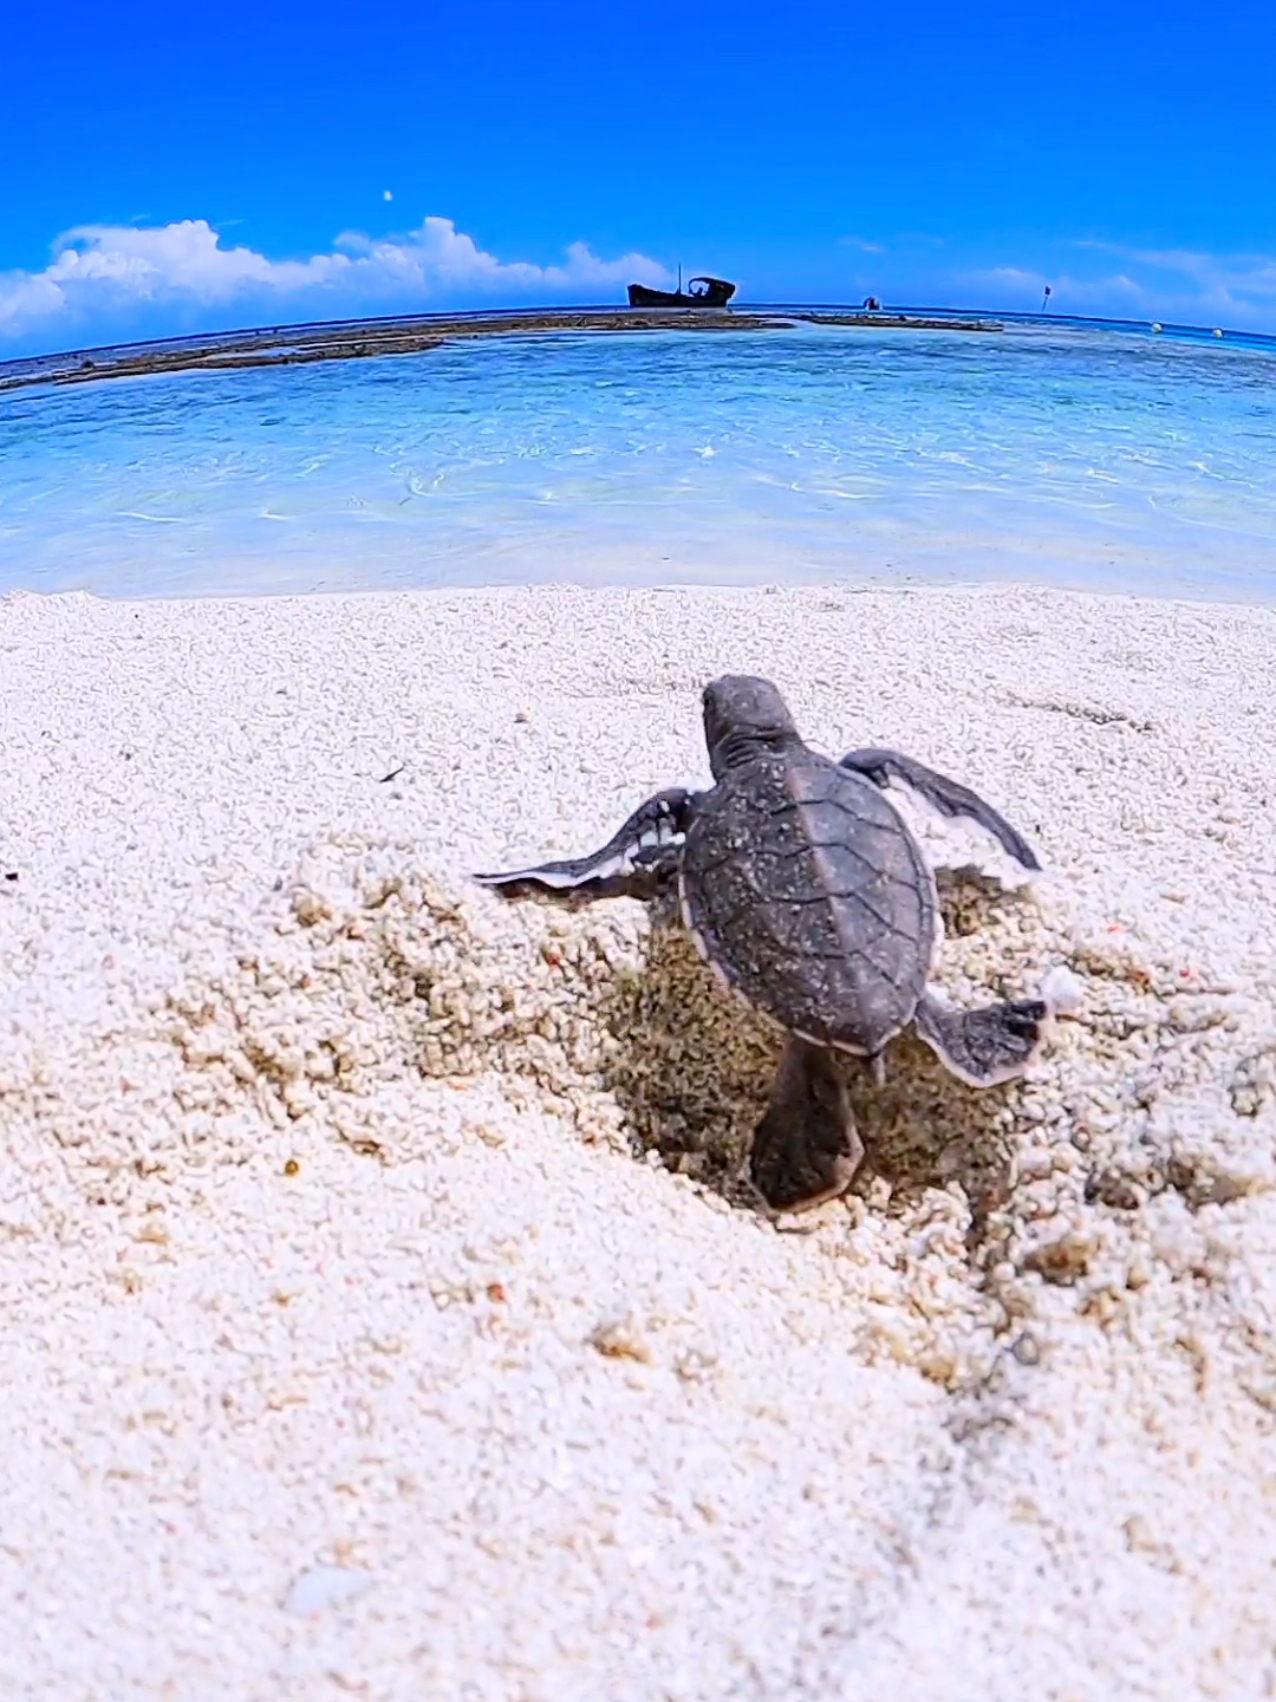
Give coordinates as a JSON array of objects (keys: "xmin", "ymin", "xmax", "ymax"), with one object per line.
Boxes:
[{"xmin": 384, "ymin": 190, "xmax": 393, "ymax": 201}]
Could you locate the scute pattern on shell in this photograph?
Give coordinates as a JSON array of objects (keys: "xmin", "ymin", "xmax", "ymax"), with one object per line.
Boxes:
[{"xmin": 681, "ymin": 750, "xmax": 936, "ymax": 1054}]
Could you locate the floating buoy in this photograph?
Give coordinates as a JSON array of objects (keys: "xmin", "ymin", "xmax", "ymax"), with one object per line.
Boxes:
[
  {"xmin": 1151, "ymin": 322, "xmax": 1163, "ymax": 332},
  {"xmin": 1213, "ymin": 328, "xmax": 1224, "ymax": 338}
]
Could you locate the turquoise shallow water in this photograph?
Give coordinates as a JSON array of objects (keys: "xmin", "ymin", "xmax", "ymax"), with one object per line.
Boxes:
[{"xmin": 2, "ymin": 319, "xmax": 1275, "ymax": 600}]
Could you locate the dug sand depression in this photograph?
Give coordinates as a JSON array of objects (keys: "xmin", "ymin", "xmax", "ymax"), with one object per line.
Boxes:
[{"xmin": 3, "ymin": 582, "xmax": 1276, "ymax": 1700}]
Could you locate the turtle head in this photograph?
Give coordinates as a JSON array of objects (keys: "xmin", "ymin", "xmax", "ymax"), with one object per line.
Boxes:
[{"xmin": 702, "ymin": 675, "xmax": 801, "ymax": 778}]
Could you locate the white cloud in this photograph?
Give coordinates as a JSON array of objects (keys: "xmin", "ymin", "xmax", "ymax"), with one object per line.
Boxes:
[
  {"xmin": 960, "ymin": 265, "xmax": 1148, "ymax": 311},
  {"xmin": 959, "ymin": 247, "xmax": 1276, "ymax": 329},
  {"xmin": 0, "ymin": 216, "xmax": 673, "ymax": 346},
  {"xmin": 8, "ymin": 215, "xmax": 1273, "ymax": 352},
  {"xmin": 1071, "ymin": 241, "xmax": 1276, "ymax": 321}
]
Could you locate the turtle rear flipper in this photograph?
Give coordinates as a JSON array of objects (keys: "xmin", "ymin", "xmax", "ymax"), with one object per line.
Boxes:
[
  {"xmin": 838, "ymin": 746, "xmax": 1040, "ymax": 871},
  {"xmin": 473, "ymin": 787, "xmax": 694, "ymax": 899},
  {"xmin": 914, "ymin": 990, "xmax": 1049, "ymax": 1087},
  {"xmin": 749, "ymin": 1037, "xmax": 863, "ymax": 1212}
]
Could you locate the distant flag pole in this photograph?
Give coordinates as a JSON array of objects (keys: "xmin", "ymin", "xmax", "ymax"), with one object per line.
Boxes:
[{"xmin": 1042, "ymin": 284, "xmax": 1053, "ymax": 313}]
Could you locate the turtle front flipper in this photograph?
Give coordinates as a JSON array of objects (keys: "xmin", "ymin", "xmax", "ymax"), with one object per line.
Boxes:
[
  {"xmin": 473, "ymin": 787, "xmax": 695, "ymax": 901},
  {"xmin": 749, "ymin": 1037, "xmax": 863, "ymax": 1212},
  {"xmin": 913, "ymin": 989, "xmax": 1049, "ymax": 1087},
  {"xmin": 837, "ymin": 747, "xmax": 1041, "ymax": 871}
]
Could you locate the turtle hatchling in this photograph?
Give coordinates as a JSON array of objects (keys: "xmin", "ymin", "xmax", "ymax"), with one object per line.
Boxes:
[{"xmin": 474, "ymin": 675, "xmax": 1055, "ymax": 1214}]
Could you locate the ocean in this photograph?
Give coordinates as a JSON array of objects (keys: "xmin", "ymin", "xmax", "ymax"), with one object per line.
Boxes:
[{"xmin": 3, "ymin": 313, "xmax": 1274, "ymax": 601}]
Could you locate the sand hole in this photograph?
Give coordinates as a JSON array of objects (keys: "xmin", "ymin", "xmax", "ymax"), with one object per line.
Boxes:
[
  {"xmin": 161, "ymin": 845, "xmax": 1049, "ymax": 1253},
  {"xmin": 597, "ymin": 870, "xmax": 1035, "ymax": 1235}
]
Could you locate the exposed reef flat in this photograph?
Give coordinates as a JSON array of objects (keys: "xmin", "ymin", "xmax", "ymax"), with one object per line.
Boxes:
[{"xmin": 0, "ymin": 305, "xmax": 1002, "ymax": 394}]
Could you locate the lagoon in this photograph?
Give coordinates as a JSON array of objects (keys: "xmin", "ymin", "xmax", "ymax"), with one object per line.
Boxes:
[{"xmin": 3, "ymin": 314, "xmax": 1275, "ymax": 601}]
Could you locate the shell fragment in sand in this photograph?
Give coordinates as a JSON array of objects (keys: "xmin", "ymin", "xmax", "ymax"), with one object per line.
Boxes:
[
  {"xmin": 1040, "ymin": 963, "xmax": 1085, "ymax": 1016},
  {"xmin": 283, "ymin": 1565, "xmax": 374, "ymax": 1617}
]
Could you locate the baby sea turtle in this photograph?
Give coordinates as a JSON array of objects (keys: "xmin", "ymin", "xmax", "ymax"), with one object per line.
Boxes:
[{"xmin": 474, "ymin": 675, "xmax": 1053, "ymax": 1214}]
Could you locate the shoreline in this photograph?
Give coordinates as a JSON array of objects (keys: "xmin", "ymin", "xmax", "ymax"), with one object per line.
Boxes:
[
  {"xmin": 8, "ymin": 567, "xmax": 1276, "ymax": 612},
  {"xmin": 4, "ymin": 580, "xmax": 1276, "ymax": 1700}
]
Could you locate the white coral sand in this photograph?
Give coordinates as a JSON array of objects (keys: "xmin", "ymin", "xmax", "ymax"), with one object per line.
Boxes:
[{"xmin": 2, "ymin": 583, "xmax": 1276, "ymax": 1702}]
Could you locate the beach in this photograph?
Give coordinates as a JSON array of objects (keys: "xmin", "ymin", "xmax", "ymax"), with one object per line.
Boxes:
[{"xmin": 3, "ymin": 579, "xmax": 1276, "ymax": 1701}]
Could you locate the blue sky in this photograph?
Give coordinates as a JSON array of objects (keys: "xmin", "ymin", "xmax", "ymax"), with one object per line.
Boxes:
[{"xmin": 2, "ymin": 0, "xmax": 1274, "ymax": 355}]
